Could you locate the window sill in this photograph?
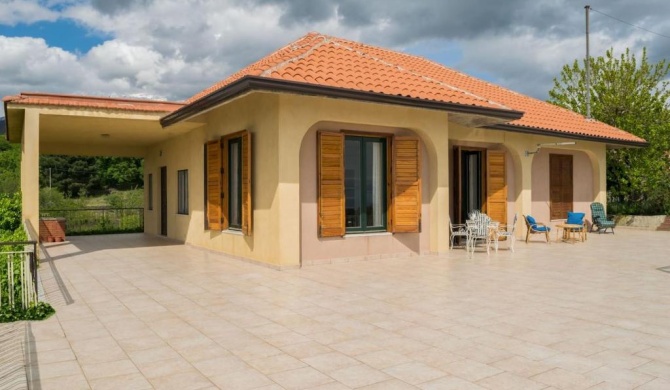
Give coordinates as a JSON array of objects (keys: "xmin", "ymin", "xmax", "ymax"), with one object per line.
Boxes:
[
  {"xmin": 344, "ymin": 232, "xmax": 392, "ymax": 238},
  {"xmin": 177, "ymin": 213, "xmax": 189, "ymax": 216},
  {"xmin": 222, "ymin": 229, "xmax": 243, "ymax": 236}
]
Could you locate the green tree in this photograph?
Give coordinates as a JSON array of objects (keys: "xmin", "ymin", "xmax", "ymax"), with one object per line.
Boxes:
[
  {"xmin": 0, "ymin": 137, "xmax": 20, "ymax": 194},
  {"xmin": 548, "ymin": 48, "xmax": 670, "ymax": 214}
]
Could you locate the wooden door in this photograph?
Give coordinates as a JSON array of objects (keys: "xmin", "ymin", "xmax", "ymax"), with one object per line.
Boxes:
[{"xmin": 550, "ymin": 154, "xmax": 573, "ymax": 220}]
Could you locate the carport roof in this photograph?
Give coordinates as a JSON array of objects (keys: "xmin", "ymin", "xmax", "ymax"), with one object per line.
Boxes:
[{"xmin": 3, "ymin": 92, "xmax": 184, "ymax": 113}]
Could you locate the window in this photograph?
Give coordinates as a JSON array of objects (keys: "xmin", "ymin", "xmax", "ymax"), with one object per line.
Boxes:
[
  {"xmin": 317, "ymin": 132, "xmax": 421, "ymax": 237},
  {"xmin": 550, "ymin": 154, "xmax": 573, "ymax": 220},
  {"xmin": 228, "ymin": 138, "xmax": 242, "ymax": 229},
  {"xmin": 147, "ymin": 173, "xmax": 153, "ymax": 210},
  {"xmin": 177, "ymin": 169, "xmax": 188, "ymax": 215},
  {"xmin": 204, "ymin": 130, "xmax": 252, "ymax": 235},
  {"xmin": 344, "ymin": 136, "xmax": 387, "ymax": 232}
]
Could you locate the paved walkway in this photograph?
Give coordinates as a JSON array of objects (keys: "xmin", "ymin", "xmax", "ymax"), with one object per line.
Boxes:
[{"xmin": 25, "ymin": 231, "xmax": 670, "ymax": 389}]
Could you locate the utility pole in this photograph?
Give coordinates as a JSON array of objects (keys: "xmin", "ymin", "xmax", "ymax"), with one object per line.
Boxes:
[{"xmin": 585, "ymin": 5, "xmax": 591, "ymax": 119}]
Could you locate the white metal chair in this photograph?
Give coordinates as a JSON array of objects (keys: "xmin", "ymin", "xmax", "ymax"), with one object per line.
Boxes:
[
  {"xmin": 449, "ymin": 218, "xmax": 468, "ymax": 249},
  {"xmin": 493, "ymin": 213, "xmax": 517, "ymax": 252},
  {"xmin": 466, "ymin": 212, "xmax": 495, "ymax": 257}
]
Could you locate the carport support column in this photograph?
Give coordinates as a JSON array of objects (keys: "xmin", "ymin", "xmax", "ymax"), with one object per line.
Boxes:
[{"xmin": 21, "ymin": 110, "xmax": 40, "ymax": 232}]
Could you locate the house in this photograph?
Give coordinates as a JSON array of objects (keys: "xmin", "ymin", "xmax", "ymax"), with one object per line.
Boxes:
[{"xmin": 3, "ymin": 32, "xmax": 646, "ymax": 268}]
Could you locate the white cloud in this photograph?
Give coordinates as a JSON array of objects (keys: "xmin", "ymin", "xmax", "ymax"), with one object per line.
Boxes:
[
  {"xmin": 0, "ymin": 0, "xmax": 667, "ymax": 109},
  {"xmin": 0, "ymin": 0, "xmax": 58, "ymax": 25}
]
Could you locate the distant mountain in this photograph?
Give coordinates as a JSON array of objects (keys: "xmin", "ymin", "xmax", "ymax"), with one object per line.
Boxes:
[{"xmin": 0, "ymin": 117, "xmax": 5, "ymax": 135}]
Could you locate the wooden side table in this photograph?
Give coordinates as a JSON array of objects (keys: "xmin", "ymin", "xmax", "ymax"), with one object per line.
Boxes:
[{"xmin": 556, "ymin": 223, "xmax": 585, "ymax": 243}]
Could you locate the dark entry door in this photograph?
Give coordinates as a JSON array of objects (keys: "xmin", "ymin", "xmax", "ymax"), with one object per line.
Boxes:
[{"xmin": 160, "ymin": 166, "xmax": 167, "ymax": 236}]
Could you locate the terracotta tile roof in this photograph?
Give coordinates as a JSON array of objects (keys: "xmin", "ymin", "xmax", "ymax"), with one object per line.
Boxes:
[
  {"xmin": 3, "ymin": 92, "xmax": 183, "ymax": 113},
  {"xmin": 188, "ymin": 32, "xmax": 645, "ymax": 145}
]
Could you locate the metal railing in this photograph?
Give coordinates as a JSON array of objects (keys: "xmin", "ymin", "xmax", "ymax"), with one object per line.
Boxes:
[
  {"xmin": 40, "ymin": 208, "xmax": 144, "ymax": 235},
  {"xmin": 0, "ymin": 241, "xmax": 38, "ymax": 311}
]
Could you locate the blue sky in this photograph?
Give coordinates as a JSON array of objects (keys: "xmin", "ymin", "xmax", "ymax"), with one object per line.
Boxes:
[
  {"xmin": 0, "ymin": 19, "xmax": 106, "ymax": 53},
  {"xmin": 0, "ymin": 0, "xmax": 667, "ymax": 119}
]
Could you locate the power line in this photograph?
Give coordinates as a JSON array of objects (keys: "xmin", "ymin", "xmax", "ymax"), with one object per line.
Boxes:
[{"xmin": 590, "ymin": 7, "xmax": 670, "ymax": 40}]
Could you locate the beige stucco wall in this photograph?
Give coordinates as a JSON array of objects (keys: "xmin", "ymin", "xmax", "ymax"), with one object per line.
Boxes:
[
  {"xmin": 144, "ymin": 93, "xmax": 282, "ymax": 265},
  {"xmin": 531, "ymin": 147, "xmax": 600, "ymax": 230},
  {"xmin": 145, "ymin": 91, "xmax": 608, "ymax": 266},
  {"xmin": 278, "ymin": 94, "xmax": 452, "ymax": 264},
  {"xmin": 299, "ymin": 123, "xmax": 431, "ymax": 264}
]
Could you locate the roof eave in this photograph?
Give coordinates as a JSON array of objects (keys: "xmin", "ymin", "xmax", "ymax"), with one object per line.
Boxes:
[
  {"xmin": 487, "ymin": 123, "xmax": 649, "ymax": 148},
  {"xmin": 160, "ymin": 76, "xmax": 524, "ymax": 128}
]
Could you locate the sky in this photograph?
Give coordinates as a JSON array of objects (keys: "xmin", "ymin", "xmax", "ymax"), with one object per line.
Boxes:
[{"xmin": 1, "ymin": 0, "xmax": 669, "ymax": 118}]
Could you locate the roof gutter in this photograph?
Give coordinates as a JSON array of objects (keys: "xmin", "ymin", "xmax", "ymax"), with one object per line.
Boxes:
[
  {"xmin": 160, "ymin": 76, "xmax": 524, "ymax": 128},
  {"xmin": 487, "ymin": 123, "xmax": 649, "ymax": 148}
]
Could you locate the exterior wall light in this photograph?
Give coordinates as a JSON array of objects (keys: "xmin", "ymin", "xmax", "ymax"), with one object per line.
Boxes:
[{"xmin": 525, "ymin": 142, "xmax": 576, "ymax": 157}]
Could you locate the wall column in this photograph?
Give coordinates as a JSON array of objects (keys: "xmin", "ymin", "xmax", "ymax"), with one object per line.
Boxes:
[
  {"xmin": 505, "ymin": 140, "xmax": 533, "ymax": 239},
  {"xmin": 21, "ymin": 110, "xmax": 40, "ymax": 232},
  {"xmin": 426, "ymin": 123, "xmax": 450, "ymax": 255},
  {"xmin": 276, "ymin": 113, "xmax": 302, "ymax": 269}
]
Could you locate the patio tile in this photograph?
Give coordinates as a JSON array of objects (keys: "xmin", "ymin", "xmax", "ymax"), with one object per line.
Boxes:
[
  {"xmin": 81, "ymin": 359, "xmax": 139, "ymax": 379},
  {"xmin": 148, "ymin": 370, "xmax": 214, "ymax": 390},
  {"xmin": 439, "ymin": 358, "xmax": 503, "ymax": 382},
  {"xmin": 32, "ymin": 360, "xmax": 83, "ymax": 380},
  {"xmin": 530, "ymin": 367, "xmax": 600, "ymax": 390},
  {"xmin": 90, "ymin": 373, "xmax": 153, "ymax": 390},
  {"xmin": 588, "ymin": 349, "xmax": 650, "ymax": 369},
  {"xmin": 28, "ymin": 232, "xmax": 670, "ymax": 389},
  {"xmin": 491, "ymin": 355, "xmax": 554, "ymax": 377},
  {"xmin": 358, "ymin": 378, "xmax": 419, "ymax": 389},
  {"xmin": 356, "ymin": 349, "xmax": 414, "ymax": 370},
  {"xmin": 247, "ymin": 353, "xmax": 306, "ymax": 374},
  {"xmin": 135, "ymin": 357, "xmax": 194, "ymax": 378},
  {"xmin": 476, "ymin": 372, "xmax": 547, "ymax": 390},
  {"xmin": 208, "ymin": 368, "xmax": 274, "ymax": 389},
  {"xmin": 302, "ymin": 351, "xmax": 360, "ymax": 373},
  {"xmin": 32, "ymin": 374, "xmax": 90, "ymax": 390},
  {"xmin": 268, "ymin": 366, "xmax": 334, "ymax": 389},
  {"xmin": 586, "ymin": 365, "xmax": 655, "ymax": 388},
  {"xmin": 634, "ymin": 360, "xmax": 670, "ymax": 380},
  {"xmin": 419, "ymin": 375, "xmax": 487, "ymax": 390},
  {"xmin": 328, "ymin": 364, "xmax": 391, "ymax": 388},
  {"xmin": 192, "ymin": 354, "xmax": 249, "ymax": 376},
  {"xmin": 637, "ymin": 377, "xmax": 670, "ymax": 390},
  {"xmin": 382, "ymin": 361, "xmax": 447, "ymax": 385}
]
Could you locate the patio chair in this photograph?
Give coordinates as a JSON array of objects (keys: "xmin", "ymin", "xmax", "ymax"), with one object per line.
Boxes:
[
  {"xmin": 590, "ymin": 202, "xmax": 615, "ymax": 234},
  {"xmin": 565, "ymin": 211, "xmax": 587, "ymax": 241},
  {"xmin": 466, "ymin": 212, "xmax": 495, "ymax": 256},
  {"xmin": 449, "ymin": 218, "xmax": 468, "ymax": 249},
  {"xmin": 523, "ymin": 215, "xmax": 551, "ymax": 243},
  {"xmin": 493, "ymin": 213, "xmax": 517, "ymax": 252}
]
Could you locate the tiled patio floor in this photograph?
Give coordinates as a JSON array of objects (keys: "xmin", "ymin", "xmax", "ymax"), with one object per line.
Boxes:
[{"xmin": 24, "ymin": 230, "xmax": 670, "ymax": 389}]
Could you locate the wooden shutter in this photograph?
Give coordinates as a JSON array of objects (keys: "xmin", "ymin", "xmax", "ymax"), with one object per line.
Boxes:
[
  {"xmin": 486, "ymin": 150, "xmax": 507, "ymax": 225},
  {"xmin": 221, "ymin": 137, "xmax": 230, "ymax": 230},
  {"xmin": 453, "ymin": 146, "xmax": 462, "ymax": 223},
  {"xmin": 205, "ymin": 140, "xmax": 222, "ymax": 230},
  {"xmin": 241, "ymin": 131, "xmax": 252, "ymax": 236},
  {"xmin": 391, "ymin": 137, "xmax": 421, "ymax": 233},
  {"xmin": 550, "ymin": 154, "xmax": 573, "ymax": 220},
  {"xmin": 317, "ymin": 132, "xmax": 345, "ymax": 237}
]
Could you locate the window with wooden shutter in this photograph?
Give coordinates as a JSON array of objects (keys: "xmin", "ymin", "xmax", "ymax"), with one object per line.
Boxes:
[
  {"xmin": 391, "ymin": 137, "xmax": 421, "ymax": 233},
  {"xmin": 221, "ymin": 130, "xmax": 252, "ymax": 234},
  {"xmin": 550, "ymin": 154, "xmax": 573, "ymax": 220},
  {"xmin": 205, "ymin": 140, "xmax": 222, "ymax": 230},
  {"xmin": 317, "ymin": 132, "xmax": 345, "ymax": 237},
  {"xmin": 486, "ymin": 150, "xmax": 507, "ymax": 225}
]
